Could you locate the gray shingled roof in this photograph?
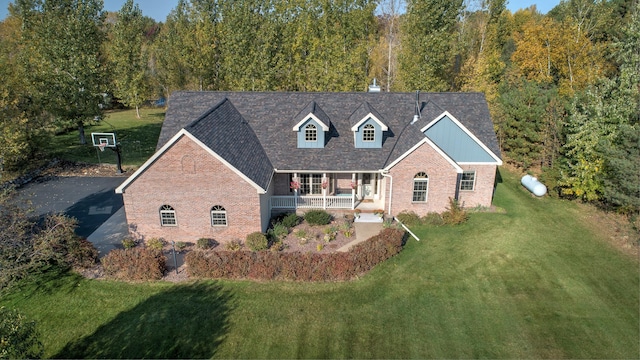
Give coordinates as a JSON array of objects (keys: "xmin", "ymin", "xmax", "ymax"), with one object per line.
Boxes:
[
  {"xmin": 294, "ymin": 101, "xmax": 331, "ymax": 129},
  {"xmin": 159, "ymin": 91, "xmax": 501, "ymax": 173},
  {"xmin": 183, "ymin": 98, "xmax": 273, "ymax": 190},
  {"xmin": 349, "ymin": 101, "xmax": 386, "ymax": 129}
]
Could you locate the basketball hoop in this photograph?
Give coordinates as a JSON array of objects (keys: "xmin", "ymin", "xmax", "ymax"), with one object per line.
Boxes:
[{"xmin": 97, "ymin": 143, "xmax": 107, "ymax": 152}]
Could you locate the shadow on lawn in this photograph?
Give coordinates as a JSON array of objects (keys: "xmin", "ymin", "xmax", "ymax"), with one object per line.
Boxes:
[{"xmin": 54, "ymin": 282, "xmax": 233, "ymax": 359}]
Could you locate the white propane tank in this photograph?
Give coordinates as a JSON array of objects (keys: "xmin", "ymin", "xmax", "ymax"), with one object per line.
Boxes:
[{"xmin": 521, "ymin": 175, "xmax": 547, "ymax": 196}]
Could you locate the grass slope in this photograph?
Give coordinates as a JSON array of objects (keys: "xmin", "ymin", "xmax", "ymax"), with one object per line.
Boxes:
[
  {"xmin": 1, "ymin": 170, "xmax": 638, "ymax": 358},
  {"xmin": 48, "ymin": 108, "xmax": 164, "ymax": 167}
]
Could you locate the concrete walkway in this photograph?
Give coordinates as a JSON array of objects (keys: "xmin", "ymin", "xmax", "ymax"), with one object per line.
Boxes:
[
  {"xmin": 336, "ymin": 221, "xmax": 384, "ymax": 252},
  {"xmin": 87, "ymin": 207, "xmax": 128, "ymax": 257}
]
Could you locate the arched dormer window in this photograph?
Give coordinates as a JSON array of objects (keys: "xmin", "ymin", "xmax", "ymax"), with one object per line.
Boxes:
[
  {"xmin": 363, "ymin": 124, "xmax": 375, "ymax": 142},
  {"xmin": 412, "ymin": 172, "xmax": 429, "ymax": 202},
  {"xmin": 160, "ymin": 205, "xmax": 177, "ymax": 226},
  {"xmin": 305, "ymin": 124, "xmax": 317, "ymax": 142},
  {"xmin": 210, "ymin": 205, "xmax": 227, "ymax": 226}
]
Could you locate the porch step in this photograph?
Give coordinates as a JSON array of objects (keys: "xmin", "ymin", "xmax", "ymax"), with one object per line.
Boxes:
[{"xmin": 354, "ymin": 212, "xmax": 383, "ymax": 223}]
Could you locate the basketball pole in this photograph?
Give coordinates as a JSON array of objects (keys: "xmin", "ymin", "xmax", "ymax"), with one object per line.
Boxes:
[{"xmin": 111, "ymin": 143, "xmax": 124, "ymax": 174}]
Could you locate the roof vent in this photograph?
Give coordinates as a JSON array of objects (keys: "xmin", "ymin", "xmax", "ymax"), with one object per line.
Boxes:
[{"xmin": 368, "ymin": 78, "xmax": 381, "ymax": 93}]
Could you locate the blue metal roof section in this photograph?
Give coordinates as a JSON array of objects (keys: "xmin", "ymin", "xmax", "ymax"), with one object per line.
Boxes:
[{"xmin": 424, "ymin": 115, "xmax": 497, "ymax": 163}]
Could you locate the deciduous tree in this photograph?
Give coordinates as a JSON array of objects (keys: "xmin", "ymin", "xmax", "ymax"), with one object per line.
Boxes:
[
  {"xmin": 108, "ymin": 0, "xmax": 152, "ymax": 118},
  {"xmin": 16, "ymin": 0, "xmax": 107, "ymax": 145}
]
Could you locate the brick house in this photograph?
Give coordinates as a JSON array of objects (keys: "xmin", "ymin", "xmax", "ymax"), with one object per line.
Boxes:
[{"xmin": 116, "ymin": 91, "xmax": 502, "ymax": 242}]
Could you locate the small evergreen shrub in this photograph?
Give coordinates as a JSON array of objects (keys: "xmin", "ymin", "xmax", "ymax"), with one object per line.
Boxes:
[
  {"xmin": 396, "ymin": 211, "xmax": 422, "ymax": 226},
  {"xmin": 280, "ymin": 213, "xmax": 301, "ymax": 228},
  {"xmin": 269, "ymin": 223, "xmax": 289, "ymax": 240},
  {"xmin": 175, "ymin": 241, "xmax": 187, "ymax": 251},
  {"xmin": 246, "ymin": 232, "xmax": 268, "ymax": 251},
  {"xmin": 294, "ymin": 229, "xmax": 307, "ymax": 239},
  {"xmin": 146, "ymin": 237, "xmax": 164, "ymax": 251},
  {"xmin": 102, "ymin": 248, "xmax": 166, "ymax": 281},
  {"xmin": 442, "ymin": 197, "xmax": 468, "ymax": 225},
  {"xmin": 304, "ymin": 209, "xmax": 332, "ymax": 225}
]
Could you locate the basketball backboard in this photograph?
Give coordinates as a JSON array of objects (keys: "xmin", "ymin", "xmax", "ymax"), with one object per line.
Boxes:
[{"xmin": 91, "ymin": 132, "xmax": 117, "ymax": 148}]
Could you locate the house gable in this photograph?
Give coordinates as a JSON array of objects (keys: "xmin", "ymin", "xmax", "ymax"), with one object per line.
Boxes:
[
  {"xmin": 116, "ymin": 130, "xmax": 270, "ymax": 194},
  {"xmin": 295, "ymin": 117, "xmax": 326, "ymax": 148},
  {"xmin": 350, "ymin": 102, "xmax": 388, "ymax": 149},
  {"xmin": 421, "ymin": 111, "xmax": 502, "ymax": 165},
  {"xmin": 120, "ymin": 134, "xmax": 263, "ymax": 241},
  {"xmin": 293, "ymin": 101, "xmax": 330, "ymax": 149}
]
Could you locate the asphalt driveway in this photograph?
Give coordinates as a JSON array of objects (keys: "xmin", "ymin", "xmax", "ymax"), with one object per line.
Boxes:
[{"xmin": 17, "ymin": 176, "xmax": 127, "ymax": 256}]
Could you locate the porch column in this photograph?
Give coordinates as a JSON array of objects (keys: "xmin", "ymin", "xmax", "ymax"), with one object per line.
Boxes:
[
  {"xmin": 322, "ymin": 173, "xmax": 327, "ymax": 209},
  {"xmin": 294, "ymin": 172, "xmax": 298, "ymax": 209},
  {"xmin": 351, "ymin": 173, "xmax": 356, "ymax": 210}
]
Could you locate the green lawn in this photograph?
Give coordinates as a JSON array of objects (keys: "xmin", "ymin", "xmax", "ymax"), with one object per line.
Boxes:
[
  {"xmin": 1, "ymin": 170, "xmax": 638, "ymax": 358},
  {"xmin": 48, "ymin": 108, "xmax": 165, "ymax": 167}
]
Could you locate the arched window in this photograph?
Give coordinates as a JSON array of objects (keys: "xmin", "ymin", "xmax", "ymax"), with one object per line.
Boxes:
[
  {"xmin": 305, "ymin": 123, "xmax": 317, "ymax": 142},
  {"xmin": 210, "ymin": 205, "xmax": 227, "ymax": 226},
  {"xmin": 363, "ymin": 124, "xmax": 375, "ymax": 142},
  {"xmin": 159, "ymin": 205, "xmax": 177, "ymax": 226},
  {"xmin": 412, "ymin": 172, "xmax": 429, "ymax": 202}
]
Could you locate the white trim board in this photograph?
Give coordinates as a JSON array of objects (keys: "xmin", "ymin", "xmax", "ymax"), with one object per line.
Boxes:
[
  {"xmin": 116, "ymin": 129, "xmax": 269, "ymax": 194},
  {"xmin": 384, "ymin": 137, "xmax": 463, "ymax": 173}
]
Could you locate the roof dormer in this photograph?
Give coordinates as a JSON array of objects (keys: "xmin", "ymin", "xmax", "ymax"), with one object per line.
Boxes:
[
  {"xmin": 350, "ymin": 102, "xmax": 388, "ymax": 148},
  {"xmin": 292, "ymin": 101, "xmax": 330, "ymax": 148}
]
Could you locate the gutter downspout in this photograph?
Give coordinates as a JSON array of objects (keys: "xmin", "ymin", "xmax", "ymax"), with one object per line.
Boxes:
[{"xmin": 380, "ymin": 170, "xmax": 392, "ymax": 216}]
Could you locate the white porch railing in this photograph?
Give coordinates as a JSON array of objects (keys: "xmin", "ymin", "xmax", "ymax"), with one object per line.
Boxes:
[{"xmin": 270, "ymin": 195, "xmax": 355, "ymax": 210}]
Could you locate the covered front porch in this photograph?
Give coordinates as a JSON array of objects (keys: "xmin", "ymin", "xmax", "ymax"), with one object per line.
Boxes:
[{"xmin": 269, "ymin": 171, "xmax": 385, "ymax": 212}]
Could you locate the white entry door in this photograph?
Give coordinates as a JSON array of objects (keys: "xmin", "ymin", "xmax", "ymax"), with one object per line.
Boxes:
[{"xmin": 362, "ymin": 173, "xmax": 376, "ymax": 200}]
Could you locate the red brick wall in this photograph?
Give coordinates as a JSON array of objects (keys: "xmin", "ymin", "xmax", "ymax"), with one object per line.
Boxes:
[
  {"xmin": 387, "ymin": 142, "xmax": 459, "ymax": 214},
  {"xmin": 122, "ymin": 135, "xmax": 264, "ymax": 243},
  {"xmin": 457, "ymin": 164, "xmax": 498, "ymax": 208}
]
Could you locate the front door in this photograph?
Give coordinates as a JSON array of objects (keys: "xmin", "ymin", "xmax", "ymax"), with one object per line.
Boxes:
[{"xmin": 362, "ymin": 173, "xmax": 376, "ymax": 200}]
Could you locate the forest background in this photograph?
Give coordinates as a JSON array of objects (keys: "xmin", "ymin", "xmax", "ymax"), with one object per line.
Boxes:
[{"xmin": 0, "ymin": 0, "xmax": 638, "ymax": 221}]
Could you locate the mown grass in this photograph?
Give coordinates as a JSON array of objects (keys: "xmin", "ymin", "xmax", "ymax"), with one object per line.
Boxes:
[
  {"xmin": 1, "ymin": 170, "xmax": 638, "ymax": 358},
  {"xmin": 47, "ymin": 108, "xmax": 164, "ymax": 167}
]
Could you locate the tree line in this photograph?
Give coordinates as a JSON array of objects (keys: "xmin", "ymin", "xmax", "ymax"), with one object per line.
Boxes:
[{"xmin": 0, "ymin": 0, "xmax": 638, "ymax": 216}]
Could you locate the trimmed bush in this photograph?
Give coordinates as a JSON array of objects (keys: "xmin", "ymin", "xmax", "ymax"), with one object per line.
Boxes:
[
  {"xmin": 422, "ymin": 212, "xmax": 445, "ymax": 226},
  {"xmin": 304, "ymin": 209, "xmax": 332, "ymax": 225},
  {"xmin": 197, "ymin": 238, "xmax": 215, "ymax": 249},
  {"xmin": 396, "ymin": 211, "xmax": 422, "ymax": 226},
  {"xmin": 101, "ymin": 248, "xmax": 166, "ymax": 281},
  {"xmin": 246, "ymin": 232, "xmax": 268, "ymax": 251},
  {"xmin": 186, "ymin": 228, "xmax": 406, "ymax": 281}
]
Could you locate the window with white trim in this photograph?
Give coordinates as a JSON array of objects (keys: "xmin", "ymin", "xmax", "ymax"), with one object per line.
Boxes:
[
  {"xmin": 210, "ymin": 205, "xmax": 227, "ymax": 226},
  {"xmin": 362, "ymin": 124, "xmax": 375, "ymax": 142},
  {"xmin": 160, "ymin": 205, "xmax": 177, "ymax": 226},
  {"xmin": 298, "ymin": 173, "xmax": 323, "ymax": 195},
  {"xmin": 412, "ymin": 172, "xmax": 429, "ymax": 202},
  {"xmin": 305, "ymin": 124, "xmax": 317, "ymax": 142},
  {"xmin": 460, "ymin": 170, "xmax": 476, "ymax": 191}
]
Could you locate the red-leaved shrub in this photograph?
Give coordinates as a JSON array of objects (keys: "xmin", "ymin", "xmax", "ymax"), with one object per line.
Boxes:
[
  {"xmin": 186, "ymin": 228, "xmax": 405, "ymax": 281},
  {"xmin": 102, "ymin": 248, "xmax": 166, "ymax": 281}
]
